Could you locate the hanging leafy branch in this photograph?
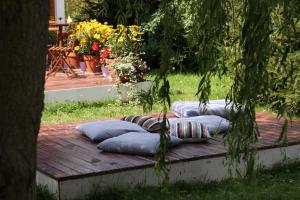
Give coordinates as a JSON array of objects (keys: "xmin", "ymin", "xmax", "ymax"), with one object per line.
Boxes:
[
  {"xmin": 152, "ymin": 0, "xmax": 174, "ymax": 187},
  {"xmin": 266, "ymin": 0, "xmax": 300, "ymax": 120},
  {"xmin": 225, "ymin": 0, "xmax": 273, "ymax": 177},
  {"xmin": 188, "ymin": 0, "xmax": 228, "ymax": 107},
  {"xmin": 144, "ymin": 0, "xmax": 299, "ymax": 183}
]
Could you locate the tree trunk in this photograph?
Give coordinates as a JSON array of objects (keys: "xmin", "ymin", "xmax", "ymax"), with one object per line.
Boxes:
[{"xmin": 0, "ymin": 1, "xmax": 48, "ymax": 200}]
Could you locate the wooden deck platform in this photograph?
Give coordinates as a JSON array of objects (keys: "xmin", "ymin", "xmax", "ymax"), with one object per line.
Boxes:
[{"xmin": 37, "ymin": 112, "xmax": 300, "ymax": 200}]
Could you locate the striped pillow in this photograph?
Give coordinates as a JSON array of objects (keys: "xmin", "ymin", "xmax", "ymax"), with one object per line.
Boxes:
[
  {"xmin": 121, "ymin": 115, "xmax": 161, "ymax": 132},
  {"xmin": 142, "ymin": 118, "xmax": 161, "ymax": 132},
  {"xmin": 121, "ymin": 115, "xmax": 140, "ymax": 123},
  {"xmin": 121, "ymin": 115, "xmax": 151, "ymax": 125},
  {"xmin": 169, "ymin": 121, "xmax": 210, "ymax": 142},
  {"xmin": 135, "ymin": 116, "xmax": 152, "ymax": 126}
]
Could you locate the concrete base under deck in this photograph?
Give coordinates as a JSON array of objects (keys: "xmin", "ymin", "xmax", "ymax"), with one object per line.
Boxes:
[{"xmin": 37, "ymin": 144, "xmax": 300, "ymax": 200}]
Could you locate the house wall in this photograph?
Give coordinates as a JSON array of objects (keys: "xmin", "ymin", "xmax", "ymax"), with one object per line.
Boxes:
[
  {"xmin": 49, "ymin": 0, "xmax": 65, "ymax": 22},
  {"xmin": 54, "ymin": 0, "xmax": 65, "ymax": 22}
]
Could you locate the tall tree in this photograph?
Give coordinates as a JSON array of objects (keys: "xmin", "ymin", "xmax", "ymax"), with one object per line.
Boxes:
[{"xmin": 0, "ymin": 1, "xmax": 48, "ymax": 199}]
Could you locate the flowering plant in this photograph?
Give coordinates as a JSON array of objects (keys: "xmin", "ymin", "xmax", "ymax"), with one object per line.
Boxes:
[
  {"xmin": 69, "ymin": 20, "xmax": 114, "ymax": 65},
  {"xmin": 109, "ymin": 24, "xmax": 144, "ymax": 57},
  {"xmin": 68, "ymin": 20, "xmax": 147, "ymax": 75},
  {"xmin": 112, "ymin": 53, "xmax": 149, "ymax": 82}
]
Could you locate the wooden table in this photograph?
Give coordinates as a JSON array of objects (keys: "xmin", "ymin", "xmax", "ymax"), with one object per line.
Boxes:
[{"xmin": 48, "ymin": 22, "xmax": 76, "ymax": 46}]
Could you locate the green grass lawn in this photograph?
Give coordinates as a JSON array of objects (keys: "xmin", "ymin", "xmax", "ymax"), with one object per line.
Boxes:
[
  {"xmin": 42, "ymin": 73, "xmax": 232, "ymax": 124},
  {"xmin": 38, "ymin": 161, "xmax": 300, "ymax": 200}
]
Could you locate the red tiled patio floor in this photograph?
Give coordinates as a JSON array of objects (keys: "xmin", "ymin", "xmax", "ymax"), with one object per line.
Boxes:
[
  {"xmin": 45, "ymin": 72, "xmax": 115, "ymax": 91},
  {"xmin": 37, "ymin": 112, "xmax": 300, "ymax": 181}
]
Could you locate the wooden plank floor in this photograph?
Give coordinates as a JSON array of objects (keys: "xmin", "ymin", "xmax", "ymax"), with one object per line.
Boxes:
[
  {"xmin": 45, "ymin": 72, "xmax": 114, "ymax": 91},
  {"xmin": 37, "ymin": 112, "xmax": 300, "ymax": 181}
]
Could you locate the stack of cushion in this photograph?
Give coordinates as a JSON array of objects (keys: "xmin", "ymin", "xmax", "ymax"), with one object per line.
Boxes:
[
  {"xmin": 76, "ymin": 99, "xmax": 232, "ymax": 156},
  {"xmin": 172, "ymin": 99, "xmax": 235, "ymax": 119},
  {"xmin": 76, "ymin": 120, "xmax": 182, "ymax": 156},
  {"xmin": 168, "ymin": 115, "xmax": 230, "ymax": 134},
  {"xmin": 121, "ymin": 115, "xmax": 213, "ymax": 142}
]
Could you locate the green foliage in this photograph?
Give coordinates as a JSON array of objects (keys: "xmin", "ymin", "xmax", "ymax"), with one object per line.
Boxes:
[
  {"xmin": 65, "ymin": 0, "xmax": 87, "ymax": 20},
  {"xmin": 263, "ymin": 1, "xmax": 300, "ymax": 117},
  {"xmin": 224, "ymin": 0, "xmax": 274, "ymax": 178},
  {"xmin": 48, "ymin": 31, "xmax": 57, "ymax": 46},
  {"xmin": 69, "ymin": 0, "xmax": 159, "ymax": 25},
  {"xmin": 112, "ymin": 54, "xmax": 139, "ymax": 81},
  {"xmin": 37, "ymin": 185, "xmax": 56, "ymax": 200}
]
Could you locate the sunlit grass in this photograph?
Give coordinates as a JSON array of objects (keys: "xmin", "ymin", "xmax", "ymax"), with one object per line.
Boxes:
[{"xmin": 42, "ymin": 73, "xmax": 232, "ymax": 124}]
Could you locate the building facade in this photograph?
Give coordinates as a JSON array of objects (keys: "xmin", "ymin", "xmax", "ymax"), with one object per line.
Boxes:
[{"xmin": 50, "ymin": 0, "xmax": 65, "ymax": 22}]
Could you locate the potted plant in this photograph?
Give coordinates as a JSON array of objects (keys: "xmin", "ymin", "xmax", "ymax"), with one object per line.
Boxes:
[
  {"xmin": 66, "ymin": 33, "xmax": 80, "ymax": 69},
  {"xmin": 111, "ymin": 53, "xmax": 148, "ymax": 83},
  {"xmin": 73, "ymin": 20, "xmax": 114, "ymax": 74},
  {"xmin": 109, "ymin": 24, "xmax": 149, "ymax": 81}
]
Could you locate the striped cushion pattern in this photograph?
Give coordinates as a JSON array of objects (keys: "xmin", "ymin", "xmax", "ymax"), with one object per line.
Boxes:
[
  {"xmin": 169, "ymin": 121, "xmax": 210, "ymax": 142},
  {"xmin": 142, "ymin": 118, "xmax": 161, "ymax": 132},
  {"xmin": 121, "ymin": 115, "xmax": 140, "ymax": 123},
  {"xmin": 135, "ymin": 116, "xmax": 152, "ymax": 126},
  {"xmin": 121, "ymin": 115, "xmax": 161, "ymax": 132}
]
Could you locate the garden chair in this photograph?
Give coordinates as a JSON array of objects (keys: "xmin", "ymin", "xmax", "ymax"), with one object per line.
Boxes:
[{"xmin": 46, "ymin": 46, "xmax": 77, "ymax": 78}]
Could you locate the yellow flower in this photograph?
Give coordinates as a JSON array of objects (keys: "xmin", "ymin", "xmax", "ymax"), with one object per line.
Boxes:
[
  {"xmin": 80, "ymin": 38, "xmax": 87, "ymax": 45},
  {"xmin": 94, "ymin": 33, "xmax": 100, "ymax": 40},
  {"xmin": 74, "ymin": 46, "xmax": 80, "ymax": 51}
]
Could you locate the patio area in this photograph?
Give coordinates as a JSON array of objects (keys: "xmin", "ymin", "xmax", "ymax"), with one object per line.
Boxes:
[
  {"xmin": 45, "ymin": 72, "xmax": 114, "ymax": 91},
  {"xmin": 37, "ymin": 112, "xmax": 300, "ymax": 200}
]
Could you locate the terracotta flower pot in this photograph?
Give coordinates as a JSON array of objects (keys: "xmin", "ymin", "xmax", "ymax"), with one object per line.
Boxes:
[
  {"xmin": 119, "ymin": 76, "xmax": 130, "ymax": 83},
  {"xmin": 66, "ymin": 52, "xmax": 80, "ymax": 69},
  {"xmin": 83, "ymin": 55, "xmax": 101, "ymax": 74}
]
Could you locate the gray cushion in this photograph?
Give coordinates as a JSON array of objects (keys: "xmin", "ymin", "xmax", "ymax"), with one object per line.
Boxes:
[
  {"xmin": 199, "ymin": 103, "xmax": 235, "ymax": 120},
  {"xmin": 97, "ymin": 132, "xmax": 182, "ymax": 156},
  {"xmin": 168, "ymin": 115, "xmax": 230, "ymax": 134},
  {"xmin": 172, "ymin": 101, "xmax": 200, "ymax": 117},
  {"xmin": 76, "ymin": 120, "xmax": 149, "ymax": 143},
  {"xmin": 172, "ymin": 100, "xmax": 235, "ymax": 119}
]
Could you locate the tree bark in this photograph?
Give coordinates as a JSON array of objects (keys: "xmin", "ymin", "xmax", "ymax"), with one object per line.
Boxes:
[{"xmin": 0, "ymin": 1, "xmax": 48, "ymax": 200}]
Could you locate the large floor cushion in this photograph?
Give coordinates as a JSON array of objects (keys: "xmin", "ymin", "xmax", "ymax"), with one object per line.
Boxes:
[
  {"xmin": 97, "ymin": 132, "xmax": 182, "ymax": 156},
  {"xmin": 172, "ymin": 100, "xmax": 234, "ymax": 119},
  {"xmin": 76, "ymin": 120, "xmax": 149, "ymax": 143},
  {"xmin": 168, "ymin": 115, "xmax": 230, "ymax": 134},
  {"xmin": 172, "ymin": 101, "xmax": 200, "ymax": 117}
]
